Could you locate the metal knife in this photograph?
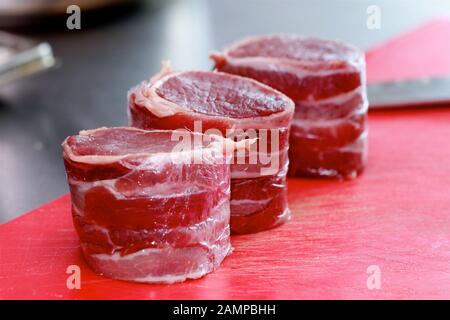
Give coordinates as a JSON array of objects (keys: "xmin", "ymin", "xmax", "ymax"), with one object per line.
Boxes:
[
  {"xmin": 368, "ymin": 76, "xmax": 450, "ymax": 109},
  {"xmin": 0, "ymin": 31, "xmax": 55, "ymax": 87}
]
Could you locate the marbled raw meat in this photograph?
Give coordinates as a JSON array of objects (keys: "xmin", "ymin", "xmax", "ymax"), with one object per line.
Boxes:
[
  {"xmin": 211, "ymin": 35, "xmax": 368, "ymax": 178},
  {"xmin": 128, "ymin": 64, "xmax": 294, "ymax": 233},
  {"xmin": 62, "ymin": 127, "xmax": 234, "ymax": 283}
]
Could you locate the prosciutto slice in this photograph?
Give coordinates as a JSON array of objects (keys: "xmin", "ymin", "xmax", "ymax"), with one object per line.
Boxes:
[
  {"xmin": 128, "ymin": 65, "xmax": 294, "ymax": 234},
  {"xmin": 62, "ymin": 127, "xmax": 236, "ymax": 283},
  {"xmin": 211, "ymin": 35, "xmax": 368, "ymax": 179}
]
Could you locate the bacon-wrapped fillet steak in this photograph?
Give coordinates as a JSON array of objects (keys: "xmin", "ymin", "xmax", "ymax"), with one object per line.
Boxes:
[
  {"xmin": 62, "ymin": 127, "xmax": 237, "ymax": 283},
  {"xmin": 128, "ymin": 65, "xmax": 294, "ymax": 234},
  {"xmin": 211, "ymin": 35, "xmax": 368, "ymax": 179}
]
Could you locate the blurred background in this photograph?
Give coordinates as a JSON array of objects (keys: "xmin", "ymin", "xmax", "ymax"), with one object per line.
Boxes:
[{"xmin": 0, "ymin": 0, "xmax": 449, "ymax": 223}]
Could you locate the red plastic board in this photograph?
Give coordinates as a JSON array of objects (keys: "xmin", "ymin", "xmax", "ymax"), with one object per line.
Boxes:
[{"xmin": 1, "ymin": 107, "xmax": 450, "ymax": 299}]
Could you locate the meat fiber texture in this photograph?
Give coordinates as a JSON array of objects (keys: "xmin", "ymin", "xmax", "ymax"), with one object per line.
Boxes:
[
  {"xmin": 62, "ymin": 127, "xmax": 237, "ymax": 283},
  {"xmin": 128, "ymin": 63, "xmax": 294, "ymax": 234},
  {"xmin": 211, "ymin": 35, "xmax": 369, "ymax": 179}
]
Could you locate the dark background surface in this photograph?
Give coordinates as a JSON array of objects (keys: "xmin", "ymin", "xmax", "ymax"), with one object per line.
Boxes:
[{"xmin": 1, "ymin": 0, "xmax": 449, "ymax": 223}]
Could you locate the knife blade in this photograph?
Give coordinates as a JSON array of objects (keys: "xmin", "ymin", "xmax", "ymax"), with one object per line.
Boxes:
[
  {"xmin": 0, "ymin": 31, "xmax": 55, "ymax": 87},
  {"xmin": 368, "ymin": 76, "xmax": 450, "ymax": 109}
]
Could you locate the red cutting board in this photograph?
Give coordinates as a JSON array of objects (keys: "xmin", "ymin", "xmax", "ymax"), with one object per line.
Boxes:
[
  {"xmin": 1, "ymin": 107, "xmax": 450, "ymax": 300},
  {"xmin": 2, "ymin": 20, "xmax": 450, "ymax": 300},
  {"xmin": 365, "ymin": 18, "xmax": 450, "ymax": 82}
]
